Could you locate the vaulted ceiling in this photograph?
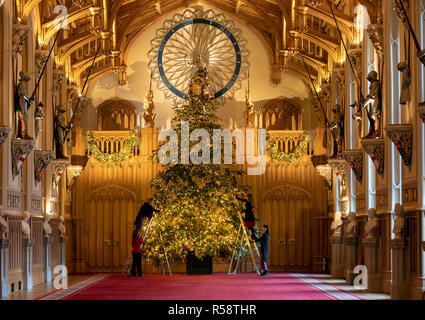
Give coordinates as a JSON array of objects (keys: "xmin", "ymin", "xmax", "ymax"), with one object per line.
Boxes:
[{"xmin": 15, "ymin": 0, "xmax": 381, "ymax": 90}]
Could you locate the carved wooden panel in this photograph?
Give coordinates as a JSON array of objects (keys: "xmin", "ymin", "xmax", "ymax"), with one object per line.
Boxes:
[
  {"xmin": 262, "ymin": 99, "xmax": 302, "ymax": 131},
  {"xmin": 97, "ymin": 99, "xmax": 136, "ymax": 131},
  {"xmin": 51, "ymin": 219, "xmax": 60, "ymax": 267},
  {"xmin": 85, "ymin": 186, "xmax": 136, "ymax": 271},
  {"xmin": 7, "ymin": 216, "xmax": 22, "ymax": 271},
  {"xmin": 261, "ymin": 184, "xmax": 312, "ymax": 272},
  {"xmin": 30, "ymin": 217, "xmax": 43, "ymax": 265}
]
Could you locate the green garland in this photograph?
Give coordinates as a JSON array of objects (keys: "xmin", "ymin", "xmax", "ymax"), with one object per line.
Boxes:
[
  {"xmin": 267, "ymin": 133, "xmax": 310, "ymax": 164},
  {"xmin": 87, "ymin": 129, "xmax": 140, "ymax": 166}
]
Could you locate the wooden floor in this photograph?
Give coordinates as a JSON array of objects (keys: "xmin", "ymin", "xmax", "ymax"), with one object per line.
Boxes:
[
  {"xmin": 1, "ymin": 274, "xmax": 93, "ymax": 300},
  {"xmin": 1, "ymin": 273, "xmax": 390, "ymax": 300}
]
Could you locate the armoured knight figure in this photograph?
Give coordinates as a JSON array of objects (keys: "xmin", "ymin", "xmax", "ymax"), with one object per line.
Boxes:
[
  {"xmin": 143, "ymin": 90, "xmax": 156, "ymax": 128},
  {"xmin": 14, "ymin": 71, "xmax": 34, "ymax": 139},
  {"xmin": 365, "ymin": 208, "xmax": 378, "ymax": 238},
  {"xmin": 363, "ymin": 71, "xmax": 382, "ymax": 138},
  {"xmin": 0, "ymin": 205, "xmax": 9, "ymax": 240},
  {"xmin": 328, "ymin": 104, "xmax": 344, "ymax": 158},
  {"xmin": 351, "ymin": 101, "xmax": 362, "ymax": 138},
  {"xmin": 244, "ymin": 89, "xmax": 256, "ymax": 128},
  {"xmin": 397, "ymin": 62, "xmax": 411, "ymax": 105},
  {"xmin": 393, "ymin": 203, "xmax": 405, "ymax": 239},
  {"xmin": 54, "ymin": 105, "xmax": 70, "ymax": 159},
  {"xmin": 34, "ymin": 102, "xmax": 45, "ymax": 139}
]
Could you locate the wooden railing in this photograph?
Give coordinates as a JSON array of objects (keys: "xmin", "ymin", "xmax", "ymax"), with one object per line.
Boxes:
[
  {"xmin": 267, "ymin": 130, "xmax": 313, "ymax": 156},
  {"xmin": 87, "ymin": 129, "xmax": 313, "ymax": 160},
  {"xmin": 88, "ymin": 131, "xmax": 141, "ymax": 157}
]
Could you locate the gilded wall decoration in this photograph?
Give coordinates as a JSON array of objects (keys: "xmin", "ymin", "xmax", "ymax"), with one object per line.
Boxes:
[{"xmin": 384, "ymin": 124, "xmax": 413, "ymax": 167}]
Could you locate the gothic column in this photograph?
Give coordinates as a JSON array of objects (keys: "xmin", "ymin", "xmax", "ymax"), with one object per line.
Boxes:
[
  {"xmin": 0, "ymin": 239, "xmax": 9, "ymax": 298},
  {"xmin": 389, "ymin": 238, "xmax": 409, "ymax": 299},
  {"xmin": 22, "ymin": 238, "xmax": 34, "ymax": 290},
  {"xmin": 363, "ymin": 236, "xmax": 380, "ymax": 292},
  {"xmin": 59, "ymin": 236, "xmax": 67, "ymax": 266},
  {"xmin": 42, "ymin": 236, "xmax": 52, "ymax": 283},
  {"xmin": 330, "ymin": 233, "xmax": 344, "ymax": 278},
  {"xmin": 344, "ymin": 236, "xmax": 359, "ymax": 285}
]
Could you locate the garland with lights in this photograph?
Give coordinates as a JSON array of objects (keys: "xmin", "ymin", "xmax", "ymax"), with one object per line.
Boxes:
[
  {"xmin": 87, "ymin": 129, "xmax": 140, "ymax": 166},
  {"xmin": 267, "ymin": 133, "xmax": 310, "ymax": 164}
]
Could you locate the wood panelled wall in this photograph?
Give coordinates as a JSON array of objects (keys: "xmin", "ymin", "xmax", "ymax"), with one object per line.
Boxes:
[
  {"xmin": 69, "ymin": 129, "xmax": 330, "ymax": 273},
  {"xmin": 6, "ymin": 216, "xmax": 62, "ymax": 291}
]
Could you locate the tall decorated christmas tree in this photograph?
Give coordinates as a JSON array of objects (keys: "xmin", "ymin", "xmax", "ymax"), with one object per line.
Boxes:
[{"xmin": 144, "ymin": 61, "xmax": 249, "ymax": 266}]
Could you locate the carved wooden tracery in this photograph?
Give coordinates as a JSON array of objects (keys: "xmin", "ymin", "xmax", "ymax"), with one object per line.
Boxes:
[
  {"xmin": 97, "ymin": 99, "xmax": 136, "ymax": 131},
  {"xmin": 262, "ymin": 99, "xmax": 302, "ymax": 131}
]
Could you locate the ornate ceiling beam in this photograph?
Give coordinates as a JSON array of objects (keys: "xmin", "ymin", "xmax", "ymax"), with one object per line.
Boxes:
[
  {"xmin": 305, "ymin": 4, "xmax": 355, "ymax": 45},
  {"xmin": 299, "ymin": 33, "xmax": 338, "ymax": 62}
]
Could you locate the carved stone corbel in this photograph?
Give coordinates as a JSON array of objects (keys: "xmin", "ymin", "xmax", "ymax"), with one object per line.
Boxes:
[
  {"xmin": 418, "ymin": 102, "xmax": 425, "ymax": 122},
  {"xmin": 51, "ymin": 159, "xmax": 70, "ymax": 187},
  {"xmin": 328, "ymin": 158, "xmax": 347, "ymax": 186},
  {"xmin": 384, "ymin": 124, "xmax": 413, "ymax": 167},
  {"xmin": 367, "ymin": 24, "xmax": 384, "ymax": 61},
  {"xmin": 52, "ymin": 67, "xmax": 65, "ymax": 96},
  {"xmin": 11, "ymin": 139, "xmax": 35, "ymax": 179},
  {"xmin": 35, "ymin": 50, "xmax": 49, "ymax": 75},
  {"xmin": 0, "ymin": 127, "xmax": 11, "ymax": 146},
  {"xmin": 66, "ymin": 165, "xmax": 84, "ymax": 190},
  {"xmin": 342, "ymin": 149, "xmax": 363, "ymax": 183},
  {"xmin": 315, "ymin": 164, "xmax": 333, "ymax": 190},
  {"xmin": 347, "ymin": 48, "xmax": 362, "ymax": 81},
  {"xmin": 12, "ymin": 24, "xmax": 30, "ymax": 58},
  {"xmin": 34, "ymin": 150, "xmax": 55, "ymax": 184},
  {"xmin": 361, "ymin": 138, "xmax": 385, "ymax": 175}
]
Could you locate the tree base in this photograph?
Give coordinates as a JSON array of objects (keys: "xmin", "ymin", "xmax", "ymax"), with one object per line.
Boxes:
[{"xmin": 186, "ymin": 252, "xmax": 213, "ymax": 275}]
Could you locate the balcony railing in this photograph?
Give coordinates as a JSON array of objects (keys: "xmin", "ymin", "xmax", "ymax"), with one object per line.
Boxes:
[
  {"xmin": 267, "ymin": 130, "xmax": 313, "ymax": 156},
  {"xmin": 87, "ymin": 131, "xmax": 141, "ymax": 157},
  {"xmin": 87, "ymin": 130, "xmax": 313, "ymax": 160}
]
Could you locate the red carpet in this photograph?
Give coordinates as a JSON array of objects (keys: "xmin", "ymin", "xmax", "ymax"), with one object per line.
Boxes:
[{"xmin": 40, "ymin": 273, "xmax": 361, "ymax": 300}]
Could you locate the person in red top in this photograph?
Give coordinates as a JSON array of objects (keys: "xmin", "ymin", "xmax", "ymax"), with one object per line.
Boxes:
[{"xmin": 131, "ymin": 229, "xmax": 144, "ymax": 277}]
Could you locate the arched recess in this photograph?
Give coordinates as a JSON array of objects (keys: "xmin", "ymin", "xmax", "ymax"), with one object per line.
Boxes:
[
  {"xmin": 260, "ymin": 180, "xmax": 313, "ymax": 272},
  {"xmin": 97, "ymin": 98, "xmax": 136, "ymax": 131},
  {"xmin": 84, "ymin": 184, "xmax": 139, "ymax": 271},
  {"xmin": 262, "ymin": 98, "xmax": 303, "ymax": 130}
]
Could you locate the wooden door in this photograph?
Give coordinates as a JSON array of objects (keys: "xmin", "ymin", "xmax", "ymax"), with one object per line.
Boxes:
[
  {"xmin": 261, "ymin": 183, "xmax": 312, "ymax": 272},
  {"xmin": 86, "ymin": 186, "xmax": 136, "ymax": 272}
]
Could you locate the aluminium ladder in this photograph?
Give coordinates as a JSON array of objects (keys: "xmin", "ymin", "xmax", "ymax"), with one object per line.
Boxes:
[
  {"xmin": 228, "ymin": 211, "xmax": 262, "ymax": 276},
  {"xmin": 121, "ymin": 215, "xmax": 172, "ymax": 276}
]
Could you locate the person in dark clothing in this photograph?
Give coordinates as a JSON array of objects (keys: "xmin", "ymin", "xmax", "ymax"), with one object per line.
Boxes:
[
  {"xmin": 237, "ymin": 194, "xmax": 256, "ymax": 237},
  {"xmin": 134, "ymin": 199, "xmax": 160, "ymax": 230},
  {"xmin": 131, "ymin": 229, "xmax": 144, "ymax": 277},
  {"xmin": 254, "ymin": 225, "xmax": 270, "ymax": 276}
]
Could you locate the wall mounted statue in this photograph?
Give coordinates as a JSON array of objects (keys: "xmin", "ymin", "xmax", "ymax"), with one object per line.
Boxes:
[
  {"xmin": 365, "ymin": 208, "xmax": 378, "ymax": 238},
  {"xmin": 362, "ymin": 71, "xmax": 382, "ymax": 139},
  {"xmin": 54, "ymin": 105, "xmax": 70, "ymax": 159},
  {"xmin": 397, "ymin": 62, "xmax": 411, "ymax": 105},
  {"xmin": 328, "ymin": 104, "xmax": 344, "ymax": 157},
  {"xmin": 34, "ymin": 102, "xmax": 45, "ymax": 139},
  {"xmin": 14, "ymin": 71, "xmax": 34, "ymax": 140}
]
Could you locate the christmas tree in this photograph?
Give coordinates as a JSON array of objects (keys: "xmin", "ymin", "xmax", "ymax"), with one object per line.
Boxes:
[{"xmin": 144, "ymin": 63, "xmax": 249, "ymax": 266}]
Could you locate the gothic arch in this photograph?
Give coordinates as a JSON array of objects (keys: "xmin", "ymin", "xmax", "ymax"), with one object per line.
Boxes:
[
  {"xmin": 86, "ymin": 183, "xmax": 138, "ymax": 202},
  {"xmin": 97, "ymin": 98, "xmax": 136, "ymax": 131},
  {"xmin": 262, "ymin": 180, "xmax": 312, "ymax": 202}
]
